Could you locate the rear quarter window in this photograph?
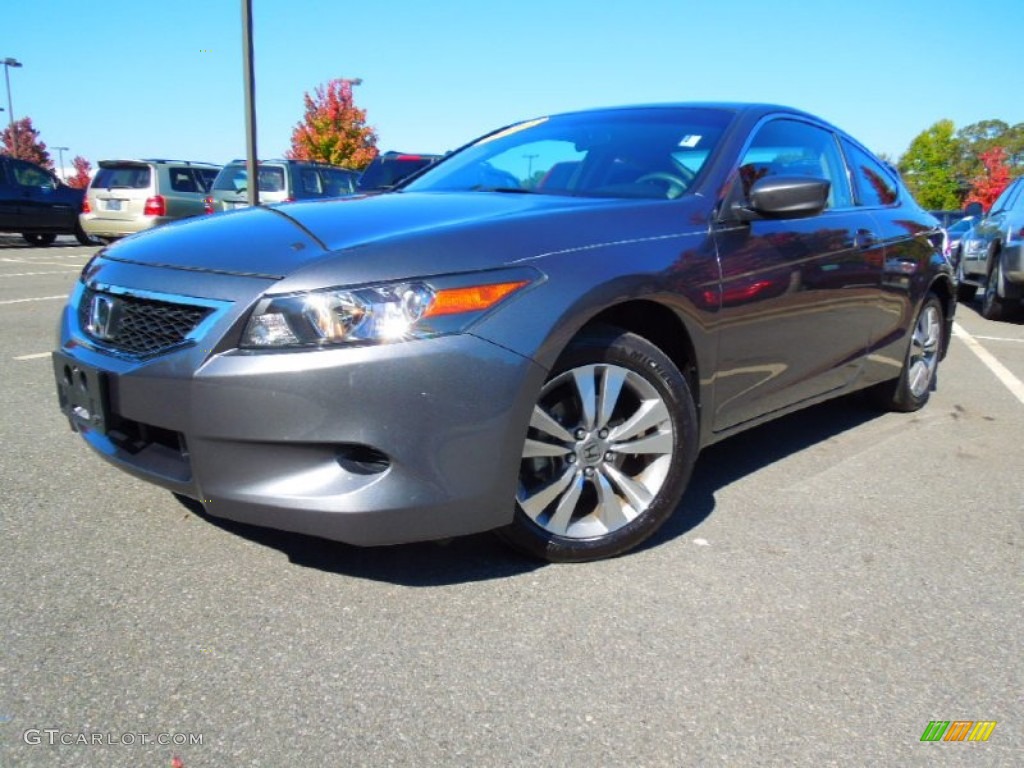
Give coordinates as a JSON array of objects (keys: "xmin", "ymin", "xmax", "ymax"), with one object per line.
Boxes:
[
  {"xmin": 196, "ymin": 169, "xmax": 218, "ymax": 192},
  {"xmin": 169, "ymin": 168, "xmax": 200, "ymax": 193},
  {"xmin": 842, "ymin": 140, "xmax": 898, "ymax": 207}
]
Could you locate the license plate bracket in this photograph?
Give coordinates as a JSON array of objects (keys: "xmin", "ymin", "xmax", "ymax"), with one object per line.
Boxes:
[{"xmin": 52, "ymin": 352, "xmax": 112, "ymax": 435}]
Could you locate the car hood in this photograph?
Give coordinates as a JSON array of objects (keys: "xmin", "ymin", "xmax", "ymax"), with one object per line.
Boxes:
[{"xmin": 98, "ymin": 191, "xmax": 708, "ymax": 288}]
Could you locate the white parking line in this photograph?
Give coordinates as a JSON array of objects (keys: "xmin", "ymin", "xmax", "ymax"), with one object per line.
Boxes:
[
  {"xmin": 13, "ymin": 352, "xmax": 52, "ymax": 361},
  {"xmin": 0, "ymin": 270, "xmax": 80, "ymax": 278},
  {"xmin": 972, "ymin": 334, "xmax": 1024, "ymax": 344},
  {"xmin": 1, "ymin": 259, "xmax": 88, "ymax": 268},
  {"xmin": 0, "ymin": 295, "xmax": 66, "ymax": 306},
  {"xmin": 953, "ymin": 322, "xmax": 1024, "ymax": 406}
]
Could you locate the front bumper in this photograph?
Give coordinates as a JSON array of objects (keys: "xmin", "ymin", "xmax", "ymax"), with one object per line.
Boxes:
[{"xmin": 55, "ymin": 283, "xmax": 547, "ymax": 546}]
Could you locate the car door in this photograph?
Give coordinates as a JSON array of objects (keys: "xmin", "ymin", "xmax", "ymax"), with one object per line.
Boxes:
[
  {"xmin": 10, "ymin": 159, "xmax": 75, "ymax": 231},
  {"xmin": 838, "ymin": 137, "xmax": 942, "ymax": 381},
  {"xmin": 710, "ymin": 118, "xmax": 883, "ymax": 432},
  {"xmin": 0, "ymin": 159, "xmax": 18, "ymax": 229}
]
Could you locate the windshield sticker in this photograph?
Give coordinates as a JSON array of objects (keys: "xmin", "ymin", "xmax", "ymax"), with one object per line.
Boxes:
[{"xmin": 678, "ymin": 135, "xmax": 702, "ymax": 148}]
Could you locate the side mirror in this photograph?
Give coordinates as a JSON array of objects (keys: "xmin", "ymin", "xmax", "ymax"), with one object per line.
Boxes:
[
  {"xmin": 963, "ymin": 201, "xmax": 983, "ymax": 218},
  {"xmin": 733, "ymin": 176, "xmax": 830, "ymax": 221}
]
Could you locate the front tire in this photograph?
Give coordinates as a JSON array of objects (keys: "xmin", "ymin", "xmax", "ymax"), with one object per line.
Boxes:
[
  {"xmin": 498, "ymin": 328, "xmax": 698, "ymax": 562},
  {"xmin": 869, "ymin": 293, "xmax": 943, "ymax": 412},
  {"xmin": 22, "ymin": 232, "xmax": 57, "ymax": 246}
]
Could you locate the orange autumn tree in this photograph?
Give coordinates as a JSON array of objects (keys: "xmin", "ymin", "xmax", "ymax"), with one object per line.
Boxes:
[
  {"xmin": 1, "ymin": 116, "xmax": 52, "ymax": 167},
  {"xmin": 66, "ymin": 155, "xmax": 93, "ymax": 188},
  {"xmin": 965, "ymin": 146, "xmax": 1011, "ymax": 212},
  {"xmin": 287, "ymin": 78, "xmax": 378, "ymax": 171}
]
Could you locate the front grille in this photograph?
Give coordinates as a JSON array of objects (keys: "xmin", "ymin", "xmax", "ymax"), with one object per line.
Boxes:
[{"xmin": 79, "ymin": 288, "xmax": 213, "ymax": 356}]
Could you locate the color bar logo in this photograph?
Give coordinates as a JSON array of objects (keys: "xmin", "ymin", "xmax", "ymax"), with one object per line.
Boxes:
[{"xmin": 920, "ymin": 720, "xmax": 997, "ymax": 742}]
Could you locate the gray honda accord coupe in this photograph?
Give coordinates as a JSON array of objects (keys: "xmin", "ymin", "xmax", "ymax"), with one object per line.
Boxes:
[{"xmin": 54, "ymin": 104, "xmax": 953, "ymax": 561}]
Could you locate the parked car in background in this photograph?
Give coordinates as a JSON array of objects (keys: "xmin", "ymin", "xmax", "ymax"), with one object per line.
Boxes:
[
  {"xmin": 356, "ymin": 151, "xmax": 441, "ymax": 192},
  {"xmin": 956, "ymin": 178, "xmax": 1024, "ymax": 319},
  {"xmin": 206, "ymin": 159, "xmax": 359, "ymax": 213},
  {"xmin": 0, "ymin": 155, "xmax": 90, "ymax": 245},
  {"xmin": 929, "ymin": 209, "xmax": 970, "ymax": 228},
  {"xmin": 944, "ymin": 216, "xmax": 977, "ymax": 267},
  {"xmin": 80, "ymin": 159, "xmax": 221, "ymax": 243},
  {"xmin": 53, "ymin": 103, "xmax": 952, "ymax": 562}
]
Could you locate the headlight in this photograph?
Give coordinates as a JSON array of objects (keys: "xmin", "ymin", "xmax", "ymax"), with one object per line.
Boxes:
[{"xmin": 242, "ymin": 271, "xmax": 534, "ymax": 348}]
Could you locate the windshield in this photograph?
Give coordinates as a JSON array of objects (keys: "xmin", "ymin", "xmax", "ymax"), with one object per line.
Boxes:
[{"xmin": 403, "ymin": 107, "xmax": 732, "ymax": 200}]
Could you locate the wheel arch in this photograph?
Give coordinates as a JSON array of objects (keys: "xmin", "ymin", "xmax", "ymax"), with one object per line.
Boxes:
[
  {"xmin": 927, "ymin": 274, "xmax": 955, "ymax": 359},
  {"xmin": 986, "ymin": 239, "xmax": 1002, "ymax": 275},
  {"xmin": 575, "ymin": 299, "xmax": 702, "ymax": 419}
]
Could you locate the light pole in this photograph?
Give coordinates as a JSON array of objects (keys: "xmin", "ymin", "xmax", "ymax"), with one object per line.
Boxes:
[
  {"xmin": 54, "ymin": 146, "xmax": 69, "ymax": 180},
  {"xmin": 240, "ymin": 0, "xmax": 259, "ymax": 207},
  {"xmin": 3, "ymin": 57, "xmax": 22, "ymax": 158}
]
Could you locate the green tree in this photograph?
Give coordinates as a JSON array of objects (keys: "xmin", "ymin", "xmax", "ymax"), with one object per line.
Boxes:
[
  {"xmin": 898, "ymin": 120, "xmax": 962, "ymax": 209},
  {"xmin": 287, "ymin": 78, "xmax": 377, "ymax": 170}
]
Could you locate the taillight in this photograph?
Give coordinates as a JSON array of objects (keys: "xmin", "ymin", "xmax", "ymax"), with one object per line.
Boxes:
[
  {"xmin": 203, "ymin": 196, "xmax": 214, "ymax": 214},
  {"xmin": 143, "ymin": 195, "xmax": 166, "ymax": 216},
  {"xmin": 81, "ymin": 197, "xmax": 91, "ymax": 214}
]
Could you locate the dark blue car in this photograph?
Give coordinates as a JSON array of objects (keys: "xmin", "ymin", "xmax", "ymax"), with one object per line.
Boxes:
[{"xmin": 0, "ymin": 156, "xmax": 90, "ymax": 245}]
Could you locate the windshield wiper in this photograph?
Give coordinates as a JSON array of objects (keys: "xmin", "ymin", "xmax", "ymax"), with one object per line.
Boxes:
[{"xmin": 471, "ymin": 186, "xmax": 535, "ymax": 194}]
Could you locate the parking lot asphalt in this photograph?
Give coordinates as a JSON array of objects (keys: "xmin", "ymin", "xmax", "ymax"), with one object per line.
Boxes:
[{"xmin": 1, "ymin": 236, "xmax": 1021, "ymax": 767}]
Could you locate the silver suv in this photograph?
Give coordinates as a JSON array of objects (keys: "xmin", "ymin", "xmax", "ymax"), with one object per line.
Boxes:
[
  {"xmin": 205, "ymin": 159, "xmax": 359, "ymax": 213},
  {"xmin": 80, "ymin": 159, "xmax": 221, "ymax": 242},
  {"xmin": 958, "ymin": 178, "xmax": 1024, "ymax": 320}
]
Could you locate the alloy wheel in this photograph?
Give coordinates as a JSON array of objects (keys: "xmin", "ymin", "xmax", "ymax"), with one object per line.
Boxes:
[
  {"xmin": 517, "ymin": 363, "xmax": 675, "ymax": 539},
  {"xmin": 907, "ymin": 303, "xmax": 941, "ymax": 398}
]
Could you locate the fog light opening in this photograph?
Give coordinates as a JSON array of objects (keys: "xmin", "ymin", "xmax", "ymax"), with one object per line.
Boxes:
[{"xmin": 335, "ymin": 444, "xmax": 390, "ymax": 475}]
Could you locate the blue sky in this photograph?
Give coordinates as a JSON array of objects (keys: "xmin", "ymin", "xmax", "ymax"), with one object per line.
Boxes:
[{"xmin": 6, "ymin": 0, "xmax": 1023, "ymax": 173}]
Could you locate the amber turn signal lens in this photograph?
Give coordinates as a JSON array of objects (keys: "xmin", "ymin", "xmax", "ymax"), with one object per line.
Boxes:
[{"xmin": 424, "ymin": 281, "xmax": 528, "ymax": 318}]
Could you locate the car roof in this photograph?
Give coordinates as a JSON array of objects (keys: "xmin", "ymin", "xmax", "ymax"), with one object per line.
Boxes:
[
  {"xmin": 543, "ymin": 102, "xmax": 815, "ymax": 120},
  {"xmin": 98, "ymin": 159, "xmax": 220, "ymax": 168}
]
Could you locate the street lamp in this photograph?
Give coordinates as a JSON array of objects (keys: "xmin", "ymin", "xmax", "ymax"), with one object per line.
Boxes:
[
  {"xmin": 54, "ymin": 146, "xmax": 69, "ymax": 180},
  {"xmin": 3, "ymin": 57, "xmax": 22, "ymax": 158}
]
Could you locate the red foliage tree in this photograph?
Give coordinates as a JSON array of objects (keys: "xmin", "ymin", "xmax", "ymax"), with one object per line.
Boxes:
[
  {"xmin": 65, "ymin": 155, "xmax": 93, "ymax": 188},
  {"xmin": 965, "ymin": 146, "xmax": 1011, "ymax": 211},
  {"xmin": 287, "ymin": 78, "xmax": 378, "ymax": 170},
  {"xmin": 0, "ymin": 117, "xmax": 52, "ymax": 167}
]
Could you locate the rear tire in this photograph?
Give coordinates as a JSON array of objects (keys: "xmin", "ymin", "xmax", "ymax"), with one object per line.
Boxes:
[
  {"xmin": 22, "ymin": 233, "xmax": 57, "ymax": 246},
  {"xmin": 74, "ymin": 222, "xmax": 96, "ymax": 246},
  {"xmin": 981, "ymin": 257, "xmax": 1008, "ymax": 321},
  {"xmin": 869, "ymin": 293, "xmax": 943, "ymax": 412},
  {"xmin": 497, "ymin": 327, "xmax": 698, "ymax": 562}
]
